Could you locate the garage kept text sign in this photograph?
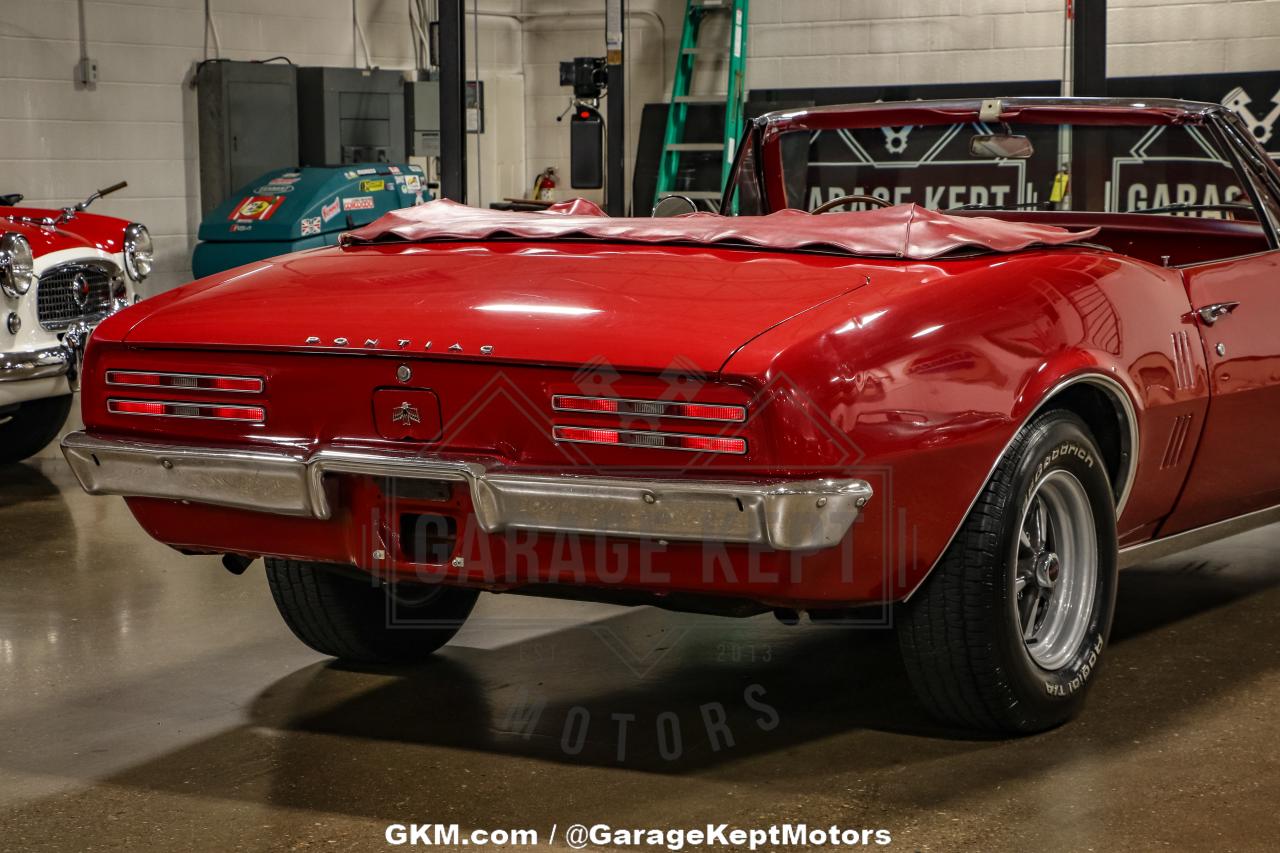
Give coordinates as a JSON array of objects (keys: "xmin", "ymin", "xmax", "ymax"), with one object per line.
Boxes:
[
  {"xmin": 780, "ymin": 122, "xmax": 1047, "ymax": 211},
  {"xmin": 1108, "ymin": 126, "xmax": 1248, "ymax": 213},
  {"xmin": 752, "ymin": 71, "xmax": 1280, "ymax": 213}
]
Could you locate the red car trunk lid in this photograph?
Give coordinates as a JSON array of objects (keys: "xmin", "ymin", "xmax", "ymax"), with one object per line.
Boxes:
[{"xmin": 121, "ymin": 241, "xmax": 873, "ymax": 374}]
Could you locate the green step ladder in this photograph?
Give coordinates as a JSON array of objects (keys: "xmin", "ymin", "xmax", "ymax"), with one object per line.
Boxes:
[{"xmin": 653, "ymin": 0, "xmax": 750, "ymax": 212}]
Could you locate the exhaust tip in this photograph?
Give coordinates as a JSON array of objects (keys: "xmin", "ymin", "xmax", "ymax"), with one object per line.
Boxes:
[
  {"xmin": 773, "ymin": 607, "xmax": 801, "ymax": 626},
  {"xmin": 221, "ymin": 553, "xmax": 255, "ymax": 576}
]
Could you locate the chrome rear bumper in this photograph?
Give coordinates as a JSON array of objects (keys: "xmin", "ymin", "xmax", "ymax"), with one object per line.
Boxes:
[{"xmin": 61, "ymin": 432, "xmax": 872, "ymax": 551}]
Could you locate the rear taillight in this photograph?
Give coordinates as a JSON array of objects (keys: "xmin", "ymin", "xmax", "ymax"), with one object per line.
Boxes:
[
  {"xmin": 107, "ymin": 399, "xmax": 266, "ymax": 423},
  {"xmin": 106, "ymin": 370, "xmax": 264, "ymax": 394},
  {"xmin": 553, "ymin": 425, "xmax": 746, "ymax": 455},
  {"xmin": 552, "ymin": 395, "xmax": 746, "ymax": 422}
]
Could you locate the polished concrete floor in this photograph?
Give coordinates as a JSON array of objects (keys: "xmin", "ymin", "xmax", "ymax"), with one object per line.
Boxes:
[{"xmin": 2, "ymin": 455, "xmax": 1279, "ymax": 852}]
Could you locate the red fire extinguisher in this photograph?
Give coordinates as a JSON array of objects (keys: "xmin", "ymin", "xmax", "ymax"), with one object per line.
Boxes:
[{"xmin": 531, "ymin": 167, "xmax": 558, "ymax": 202}]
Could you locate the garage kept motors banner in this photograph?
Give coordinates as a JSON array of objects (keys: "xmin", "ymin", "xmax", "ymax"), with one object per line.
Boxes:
[
  {"xmin": 1106, "ymin": 124, "xmax": 1248, "ymax": 213},
  {"xmin": 1106, "ymin": 71, "xmax": 1279, "ymax": 212},
  {"xmin": 751, "ymin": 71, "xmax": 1280, "ymax": 214},
  {"xmin": 781, "ymin": 122, "xmax": 1059, "ymax": 212}
]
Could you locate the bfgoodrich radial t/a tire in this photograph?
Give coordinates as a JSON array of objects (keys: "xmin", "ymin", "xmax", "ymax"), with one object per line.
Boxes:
[
  {"xmin": 265, "ymin": 559, "xmax": 479, "ymax": 663},
  {"xmin": 898, "ymin": 409, "xmax": 1119, "ymax": 734}
]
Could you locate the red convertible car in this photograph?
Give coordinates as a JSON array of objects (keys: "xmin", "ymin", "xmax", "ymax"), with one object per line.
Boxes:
[{"xmin": 63, "ymin": 98, "xmax": 1280, "ymax": 733}]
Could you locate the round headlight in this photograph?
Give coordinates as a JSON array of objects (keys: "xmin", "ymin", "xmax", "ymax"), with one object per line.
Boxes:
[
  {"xmin": 0, "ymin": 232, "xmax": 35, "ymax": 298},
  {"xmin": 123, "ymin": 222, "xmax": 153, "ymax": 281}
]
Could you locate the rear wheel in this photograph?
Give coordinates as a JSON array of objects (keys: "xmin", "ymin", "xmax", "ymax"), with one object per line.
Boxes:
[
  {"xmin": 898, "ymin": 410, "xmax": 1118, "ymax": 733},
  {"xmin": 0, "ymin": 394, "xmax": 72, "ymax": 465},
  {"xmin": 265, "ymin": 558, "xmax": 479, "ymax": 663}
]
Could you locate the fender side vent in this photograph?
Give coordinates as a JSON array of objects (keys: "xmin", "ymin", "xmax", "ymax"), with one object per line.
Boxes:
[
  {"xmin": 1171, "ymin": 331, "xmax": 1195, "ymax": 391},
  {"xmin": 1161, "ymin": 413, "xmax": 1194, "ymax": 470}
]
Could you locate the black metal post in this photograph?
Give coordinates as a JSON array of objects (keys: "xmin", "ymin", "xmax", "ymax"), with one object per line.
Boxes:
[
  {"xmin": 438, "ymin": 0, "xmax": 466, "ymax": 203},
  {"xmin": 1071, "ymin": 0, "xmax": 1106, "ymax": 212},
  {"xmin": 605, "ymin": 0, "xmax": 626, "ymax": 215},
  {"xmin": 1072, "ymin": 0, "xmax": 1106, "ymax": 97}
]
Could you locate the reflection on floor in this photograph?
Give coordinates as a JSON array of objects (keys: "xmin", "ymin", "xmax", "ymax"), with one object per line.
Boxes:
[{"xmin": 1, "ymin": 458, "xmax": 1278, "ymax": 851}]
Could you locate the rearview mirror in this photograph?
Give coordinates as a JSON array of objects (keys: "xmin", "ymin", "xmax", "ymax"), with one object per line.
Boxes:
[
  {"xmin": 652, "ymin": 195, "xmax": 698, "ymax": 218},
  {"xmin": 969, "ymin": 134, "xmax": 1034, "ymax": 159}
]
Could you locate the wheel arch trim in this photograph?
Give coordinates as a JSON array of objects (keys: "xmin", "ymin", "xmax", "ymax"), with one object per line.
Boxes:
[{"xmin": 903, "ymin": 370, "xmax": 1139, "ymax": 601}]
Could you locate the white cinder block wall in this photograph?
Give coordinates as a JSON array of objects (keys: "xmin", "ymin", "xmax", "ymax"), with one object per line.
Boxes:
[
  {"xmin": 0, "ymin": 0, "xmax": 526, "ymax": 297},
  {"xmin": 2, "ymin": 0, "xmax": 1278, "ymax": 296},
  {"xmin": 520, "ymin": 0, "xmax": 684, "ymax": 208},
  {"xmin": 744, "ymin": 0, "xmax": 1280, "ymax": 89},
  {"xmin": 526, "ymin": 0, "xmax": 1279, "ymax": 209}
]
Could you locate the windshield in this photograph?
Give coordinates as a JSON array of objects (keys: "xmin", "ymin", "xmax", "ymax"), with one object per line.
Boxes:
[{"xmin": 777, "ymin": 120, "xmax": 1264, "ymax": 219}]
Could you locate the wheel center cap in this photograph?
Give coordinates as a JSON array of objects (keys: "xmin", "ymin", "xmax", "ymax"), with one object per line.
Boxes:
[{"xmin": 1034, "ymin": 552, "xmax": 1061, "ymax": 589}]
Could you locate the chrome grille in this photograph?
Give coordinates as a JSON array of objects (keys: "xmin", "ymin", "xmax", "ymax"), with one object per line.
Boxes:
[{"xmin": 36, "ymin": 261, "xmax": 119, "ymax": 330}]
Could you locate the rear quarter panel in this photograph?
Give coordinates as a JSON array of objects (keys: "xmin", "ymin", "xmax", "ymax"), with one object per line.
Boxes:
[{"xmin": 723, "ymin": 247, "xmax": 1208, "ymax": 601}]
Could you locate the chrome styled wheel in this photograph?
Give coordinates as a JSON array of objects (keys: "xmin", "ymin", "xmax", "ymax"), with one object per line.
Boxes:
[
  {"xmin": 1015, "ymin": 470, "xmax": 1098, "ymax": 671},
  {"xmin": 899, "ymin": 408, "xmax": 1119, "ymax": 733}
]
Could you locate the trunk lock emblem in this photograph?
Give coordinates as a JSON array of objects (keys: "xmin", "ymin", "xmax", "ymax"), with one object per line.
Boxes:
[
  {"xmin": 391, "ymin": 402, "xmax": 421, "ymax": 426},
  {"xmin": 396, "ymin": 364, "xmax": 412, "ymax": 383}
]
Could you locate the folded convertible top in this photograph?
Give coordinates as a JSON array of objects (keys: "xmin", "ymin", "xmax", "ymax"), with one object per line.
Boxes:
[{"xmin": 341, "ymin": 198, "xmax": 1100, "ymax": 261}]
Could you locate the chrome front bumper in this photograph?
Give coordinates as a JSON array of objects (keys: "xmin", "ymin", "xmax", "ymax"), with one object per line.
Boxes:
[
  {"xmin": 0, "ymin": 345, "xmax": 73, "ymax": 383},
  {"xmin": 0, "ymin": 318, "xmax": 102, "ymax": 387},
  {"xmin": 61, "ymin": 433, "xmax": 872, "ymax": 551}
]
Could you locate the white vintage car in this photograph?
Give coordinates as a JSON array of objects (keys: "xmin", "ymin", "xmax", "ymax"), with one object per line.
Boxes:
[{"xmin": 0, "ymin": 183, "xmax": 151, "ymax": 464}]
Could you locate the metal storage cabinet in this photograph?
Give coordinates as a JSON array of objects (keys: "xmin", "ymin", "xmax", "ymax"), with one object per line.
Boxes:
[
  {"xmin": 405, "ymin": 80, "xmax": 441, "ymax": 157},
  {"xmin": 296, "ymin": 67, "xmax": 407, "ymax": 166},
  {"xmin": 196, "ymin": 60, "xmax": 299, "ymax": 216}
]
